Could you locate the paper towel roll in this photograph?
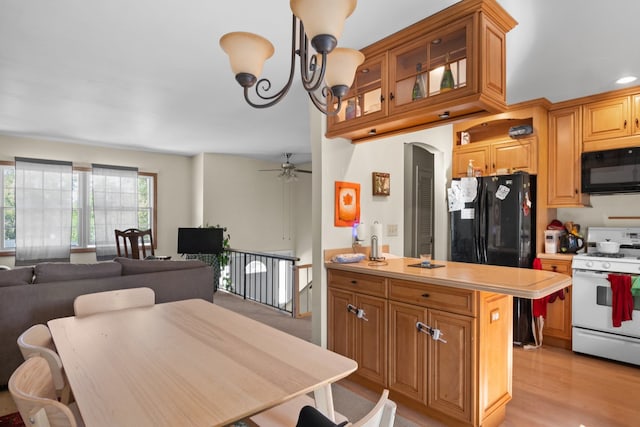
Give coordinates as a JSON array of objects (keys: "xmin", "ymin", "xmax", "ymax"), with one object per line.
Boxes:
[
  {"xmin": 356, "ymin": 223, "xmax": 368, "ymax": 241},
  {"xmin": 371, "ymin": 221, "xmax": 382, "ymax": 257}
]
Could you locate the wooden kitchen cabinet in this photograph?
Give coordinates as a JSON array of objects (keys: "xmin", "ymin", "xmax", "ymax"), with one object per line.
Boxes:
[
  {"xmin": 452, "ymin": 137, "xmax": 537, "ymax": 177},
  {"xmin": 582, "ymin": 92, "xmax": 640, "ymax": 151},
  {"xmin": 327, "ymin": 270, "xmax": 387, "ymax": 386},
  {"xmin": 538, "ymin": 256, "xmax": 573, "ymax": 349},
  {"xmin": 548, "ymin": 106, "xmax": 590, "ymax": 207},
  {"xmin": 325, "ymin": 0, "xmax": 516, "ymax": 142}
]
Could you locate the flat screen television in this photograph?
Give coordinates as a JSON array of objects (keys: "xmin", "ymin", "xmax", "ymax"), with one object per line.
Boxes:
[{"xmin": 177, "ymin": 227, "xmax": 224, "ymax": 254}]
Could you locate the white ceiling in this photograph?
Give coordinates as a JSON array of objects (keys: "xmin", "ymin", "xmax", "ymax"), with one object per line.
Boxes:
[{"xmin": 1, "ymin": 1, "xmax": 639, "ymax": 164}]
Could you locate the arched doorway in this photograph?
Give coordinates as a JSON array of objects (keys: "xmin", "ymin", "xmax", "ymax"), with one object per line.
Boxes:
[{"xmin": 403, "ymin": 144, "xmax": 435, "ymax": 257}]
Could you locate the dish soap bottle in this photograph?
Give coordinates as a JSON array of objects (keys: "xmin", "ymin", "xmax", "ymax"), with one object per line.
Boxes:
[
  {"xmin": 467, "ymin": 159, "xmax": 474, "ymax": 177},
  {"xmin": 412, "ymin": 63, "xmax": 426, "ymax": 101}
]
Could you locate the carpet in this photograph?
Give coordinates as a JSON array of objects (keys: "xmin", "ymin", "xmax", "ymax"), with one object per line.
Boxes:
[{"xmin": 0, "ymin": 412, "xmax": 23, "ymax": 427}]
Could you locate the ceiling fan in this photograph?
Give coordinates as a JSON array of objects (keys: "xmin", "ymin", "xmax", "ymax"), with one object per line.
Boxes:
[{"xmin": 259, "ymin": 153, "xmax": 311, "ymax": 181}]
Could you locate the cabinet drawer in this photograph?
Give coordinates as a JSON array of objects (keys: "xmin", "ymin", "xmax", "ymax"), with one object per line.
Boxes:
[
  {"xmin": 539, "ymin": 259, "xmax": 572, "ymax": 275},
  {"xmin": 388, "ymin": 279, "xmax": 476, "ymax": 316},
  {"xmin": 328, "ymin": 269, "xmax": 387, "ymax": 298}
]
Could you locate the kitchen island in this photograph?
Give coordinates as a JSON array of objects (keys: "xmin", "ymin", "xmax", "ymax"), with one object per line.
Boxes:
[{"xmin": 325, "ymin": 257, "xmax": 571, "ymax": 427}]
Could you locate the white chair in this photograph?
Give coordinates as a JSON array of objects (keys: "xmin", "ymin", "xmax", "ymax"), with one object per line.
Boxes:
[
  {"xmin": 73, "ymin": 287, "xmax": 156, "ymax": 317},
  {"xmin": 250, "ymin": 389, "xmax": 396, "ymax": 427},
  {"xmin": 17, "ymin": 324, "xmax": 71, "ymax": 404},
  {"xmin": 9, "ymin": 356, "xmax": 85, "ymax": 427}
]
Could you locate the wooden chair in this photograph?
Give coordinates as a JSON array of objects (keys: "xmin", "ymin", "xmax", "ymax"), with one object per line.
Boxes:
[
  {"xmin": 17, "ymin": 324, "xmax": 71, "ymax": 404},
  {"xmin": 73, "ymin": 287, "xmax": 156, "ymax": 317},
  {"xmin": 250, "ymin": 389, "xmax": 396, "ymax": 427},
  {"xmin": 9, "ymin": 356, "xmax": 85, "ymax": 427},
  {"xmin": 115, "ymin": 228, "xmax": 154, "ymax": 259}
]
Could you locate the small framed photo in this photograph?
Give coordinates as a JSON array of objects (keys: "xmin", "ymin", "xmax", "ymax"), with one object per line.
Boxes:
[{"xmin": 372, "ymin": 172, "xmax": 390, "ymax": 196}]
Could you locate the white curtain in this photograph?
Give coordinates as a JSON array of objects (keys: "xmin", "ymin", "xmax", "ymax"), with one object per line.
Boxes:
[
  {"xmin": 15, "ymin": 157, "xmax": 73, "ymax": 266},
  {"xmin": 92, "ymin": 164, "xmax": 138, "ymax": 261}
]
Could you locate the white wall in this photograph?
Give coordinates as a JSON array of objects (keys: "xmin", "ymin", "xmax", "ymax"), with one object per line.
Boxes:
[
  {"xmin": 557, "ymin": 194, "xmax": 640, "ymax": 232},
  {"xmin": 0, "ymin": 134, "xmax": 194, "ymax": 267},
  {"xmin": 312, "ymin": 122, "xmax": 454, "ymax": 345},
  {"xmin": 199, "ymin": 153, "xmax": 311, "ymax": 255}
]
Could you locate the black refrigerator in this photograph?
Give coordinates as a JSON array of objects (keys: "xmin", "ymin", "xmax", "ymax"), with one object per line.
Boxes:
[{"xmin": 450, "ymin": 172, "xmax": 536, "ymax": 345}]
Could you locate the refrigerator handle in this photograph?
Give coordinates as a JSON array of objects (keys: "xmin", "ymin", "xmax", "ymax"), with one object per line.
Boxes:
[{"xmin": 478, "ymin": 180, "xmax": 487, "ymax": 263}]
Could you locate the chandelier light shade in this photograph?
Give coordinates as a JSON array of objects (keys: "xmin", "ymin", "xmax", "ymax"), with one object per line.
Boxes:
[
  {"xmin": 324, "ymin": 48, "xmax": 365, "ymax": 97},
  {"xmin": 220, "ymin": 32, "xmax": 274, "ymax": 78},
  {"xmin": 219, "ymin": 0, "xmax": 363, "ymax": 115},
  {"xmin": 290, "ymin": 0, "xmax": 357, "ymax": 49}
]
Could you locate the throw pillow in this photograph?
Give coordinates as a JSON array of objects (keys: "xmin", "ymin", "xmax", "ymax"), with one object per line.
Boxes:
[
  {"xmin": 34, "ymin": 262, "xmax": 122, "ymax": 284},
  {"xmin": 0, "ymin": 266, "xmax": 35, "ymax": 287}
]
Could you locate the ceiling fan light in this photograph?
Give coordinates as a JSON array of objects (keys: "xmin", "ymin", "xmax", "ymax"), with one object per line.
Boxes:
[
  {"xmin": 220, "ymin": 32, "xmax": 275, "ymax": 83},
  {"xmin": 290, "ymin": 0, "xmax": 357, "ymax": 45},
  {"xmin": 325, "ymin": 47, "xmax": 365, "ymax": 89}
]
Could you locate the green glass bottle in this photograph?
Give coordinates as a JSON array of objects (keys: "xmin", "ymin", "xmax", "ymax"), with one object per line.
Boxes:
[
  {"xmin": 412, "ymin": 63, "xmax": 426, "ymax": 101},
  {"xmin": 440, "ymin": 56, "xmax": 455, "ymax": 93}
]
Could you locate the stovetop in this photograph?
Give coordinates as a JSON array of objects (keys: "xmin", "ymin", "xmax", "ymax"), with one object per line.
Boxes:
[{"xmin": 572, "ymin": 227, "xmax": 640, "ymax": 273}]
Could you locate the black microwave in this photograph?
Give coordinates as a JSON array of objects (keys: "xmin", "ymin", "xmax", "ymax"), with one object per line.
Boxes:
[{"xmin": 581, "ymin": 147, "xmax": 640, "ymax": 194}]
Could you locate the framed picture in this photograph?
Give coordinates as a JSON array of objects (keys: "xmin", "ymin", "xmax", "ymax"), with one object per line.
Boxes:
[
  {"xmin": 334, "ymin": 181, "xmax": 360, "ymax": 227},
  {"xmin": 372, "ymin": 172, "xmax": 390, "ymax": 196}
]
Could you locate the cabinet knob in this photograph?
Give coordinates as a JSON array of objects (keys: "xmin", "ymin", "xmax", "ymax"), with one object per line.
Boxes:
[
  {"xmin": 575, "ymin": 188, "xmax": 578, "ymax": 194},
  {"xmin": 636, "ymin": 118, "xmax": 639, "ymax": 128},
  {"xmin": 380, "ymin": 94, "xmax": 385, "ymax": 102},
  {"xmin": 350, "ymin": 280, "xmax": 357, "ymax": 284},
  {"xmin": 624, "ymin": 119, "xmax": 627, "ymax": 129},
  {"xmin": 389, "ymin": 92, "xmax": 395, "ymax": 101},
  {"xmin": 551, "ymin": 265, "xmax": 557, "ymax": 272},
  {"xmin": 421, "ymin": 293, "xmax": 430, "ymax": 298}
]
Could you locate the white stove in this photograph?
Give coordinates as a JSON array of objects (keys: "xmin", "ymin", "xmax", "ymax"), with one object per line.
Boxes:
[{"xmin": 571, "ymin": 227, "xmax": 640, "ymax": 366}]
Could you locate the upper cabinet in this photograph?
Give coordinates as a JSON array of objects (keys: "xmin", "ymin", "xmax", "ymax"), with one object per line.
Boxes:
[
  {"xmin": 582, "ymin": 91, "xmax": 640, "ymax": 152},
  {"xmin": 326, "ymin": 0, "xmax": 517, "ymax": 142}
]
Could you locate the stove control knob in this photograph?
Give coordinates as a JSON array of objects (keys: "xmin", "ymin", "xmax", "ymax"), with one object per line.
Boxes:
[
  {"xmin": 586, "ymin": 261, "xmax": 594, "ymax": 268},
  {"xmin": 602, "ymin": 262, "xmax": 611, "ymax": 269}
]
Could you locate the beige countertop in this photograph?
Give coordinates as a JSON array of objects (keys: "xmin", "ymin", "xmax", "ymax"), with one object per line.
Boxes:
[{"xmin": 325, "ymin": 257, "xmax": 571, "ymax": 299}]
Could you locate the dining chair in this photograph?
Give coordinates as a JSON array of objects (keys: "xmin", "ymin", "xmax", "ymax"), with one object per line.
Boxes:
[
  {"xmin": 17, "ymin": 324, "xmax": 71, "ymax": 404},
  {"xmin": 9, "ymin": 356, "xmax": 85, "ymax": 427},
  {"xmin": 250, "ymin": 389, "xmax": 396, "ymax": 427},
  {"xmin": 73, "ymin": 287, "xmax": 156, "ymax": 317},
  {"xmin": 115, "ymin": 228, "xmax": 154, "ymax": 259}
]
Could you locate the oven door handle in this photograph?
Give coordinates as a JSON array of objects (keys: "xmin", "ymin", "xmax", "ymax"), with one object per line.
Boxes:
[{"xmin": 573, "ymin": 269, "xmax": 614, "ymax": 279}]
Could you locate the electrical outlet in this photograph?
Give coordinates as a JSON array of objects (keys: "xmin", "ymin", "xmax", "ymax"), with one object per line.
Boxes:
[{"xmin": 387, "ymin": 224, "xmax": 398, "ymax": 237}]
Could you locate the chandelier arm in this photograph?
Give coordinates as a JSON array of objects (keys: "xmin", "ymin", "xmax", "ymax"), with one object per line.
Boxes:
[
  {"xmin": 297, "ymin": 21, "xmax": 328, "ymax": 93},
  {"xmin": 308, "ymin": 89, "xmax": 342, "ymax": 117},
  {"xmin": 242, "ymin": 15, "xmax": 299, "ymax": 108}
]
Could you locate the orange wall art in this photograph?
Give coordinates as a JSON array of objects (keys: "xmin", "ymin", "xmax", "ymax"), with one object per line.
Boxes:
[{"xmin": 334, "ymin": 181, "xmax": 360, "ymax": 227}]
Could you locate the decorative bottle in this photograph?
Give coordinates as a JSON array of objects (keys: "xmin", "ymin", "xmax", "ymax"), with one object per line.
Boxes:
[
  {"xmin": 440, "ymin": 54, "xmax": 455, "ymax": 93},
  {"xmin": 345, "ymin": 100, "xmax": 356, "ymax": 120},
  {"xmin": 467, "ymin": 159, "xmax": 474, "ymax": 177},
  {"xmin": 411, "ymin": 63, "xmax": 426, "ymax": 101}
]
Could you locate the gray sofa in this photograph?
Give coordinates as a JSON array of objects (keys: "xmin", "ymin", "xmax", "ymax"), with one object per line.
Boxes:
[{"xmin": 0, "ymin": 257, "xmax": 214, "ymax": 386}]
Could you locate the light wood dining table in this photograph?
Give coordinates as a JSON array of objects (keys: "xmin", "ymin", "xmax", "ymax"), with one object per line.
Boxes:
[{"xmin": 48, "ymin": 298, "xmax": 357, "ymax": 427}]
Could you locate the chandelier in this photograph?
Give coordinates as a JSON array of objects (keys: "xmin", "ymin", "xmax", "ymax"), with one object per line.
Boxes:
[{"xmin": 219, "ymin": 0, "xmax": 365, "ymax": 115}]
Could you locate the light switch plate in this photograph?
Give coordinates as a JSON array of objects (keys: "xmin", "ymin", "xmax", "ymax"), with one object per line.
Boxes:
[{"xmin": 387, "ymin": 224, "xmax": 398, "ymax": 237}]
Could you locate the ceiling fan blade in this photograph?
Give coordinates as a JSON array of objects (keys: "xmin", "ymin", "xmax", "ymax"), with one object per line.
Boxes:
[
  {"xmin": 258, "ymin": 169, "xmax": 282, "ymax": 172},
  {"xmin": 297, "ymin": 169, "xmax": 312, "ymax": 173}
]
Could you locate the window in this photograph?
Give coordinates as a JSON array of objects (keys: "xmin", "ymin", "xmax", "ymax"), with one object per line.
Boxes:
[
  {"xmin": 0, "ymin": 163, "xmax": 156, "ymax": 254},
  {"xmin": 1, "ymin": 164, "xmax": 15, "ymax": 250}
]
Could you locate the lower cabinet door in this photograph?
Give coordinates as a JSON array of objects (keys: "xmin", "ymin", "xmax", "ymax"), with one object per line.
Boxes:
[
  {"xmin": 328, "ymin": 288, "xmax": 355, "ymax": 359},
  {"xmin": 388, "ymin": 301, "xmax": 427, "ymax": 402},
  {"xmin": 354, "ymin": 294, "xmax": 388, "ymax": 386},
  {"xmin": 427, "ymin": 309, "xmax": 473, "ymax": 423}
]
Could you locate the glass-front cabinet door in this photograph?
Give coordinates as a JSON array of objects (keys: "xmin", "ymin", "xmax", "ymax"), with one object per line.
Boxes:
[
  {"xmin": 389, "ymin": 18, "xmax": 470, "ymax": 115},
  {"xmin": 329, "ymin": 52, "xmax": 387, "ymax": 129}
]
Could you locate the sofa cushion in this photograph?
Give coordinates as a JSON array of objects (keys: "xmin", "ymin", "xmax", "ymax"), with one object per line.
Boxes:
[
  {"xmin": 0, "ymin": 267, "xmax": 34, "ymax": 287},
  {"xmin": 115, "ymin": 257, "xmax": 208, "ymax": 276},
  {"xmin": 34, "ymin": 262, "xmax": 122, "ymax": 284}
]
